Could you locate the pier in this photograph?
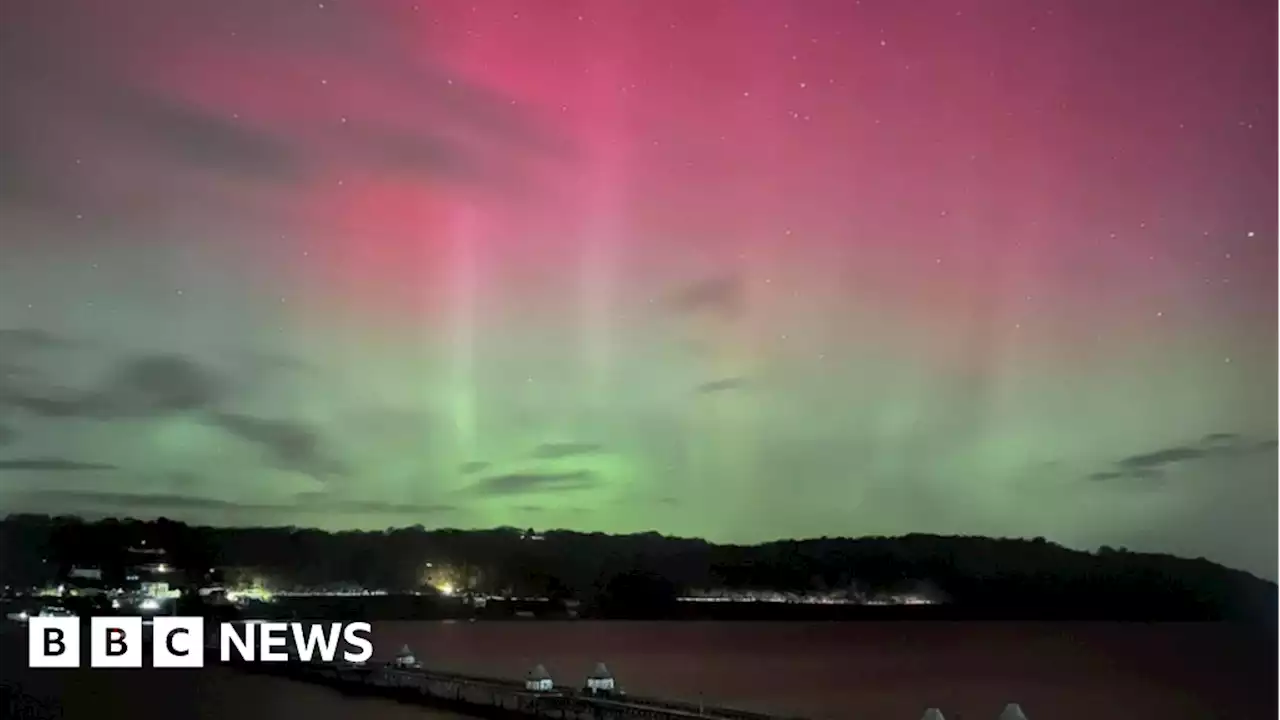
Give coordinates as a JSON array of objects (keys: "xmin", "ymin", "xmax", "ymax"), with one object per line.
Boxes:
[{"xmin": 205, "ymin": 639, "xmax": 1031, "ymax": 720}]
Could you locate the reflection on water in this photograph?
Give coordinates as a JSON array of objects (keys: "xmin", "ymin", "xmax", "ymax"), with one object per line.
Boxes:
[
  {"xmin": 3, "ymin": 622, "xmax": 1274, "ymax": 720},
  {"xmin": 363, "ymin": 621, "xmax": 1274, "ymax": 720}
]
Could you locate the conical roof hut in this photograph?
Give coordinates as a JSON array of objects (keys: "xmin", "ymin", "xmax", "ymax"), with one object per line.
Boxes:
[{"xmin": 998, "ymin": 703, "xmax": 1029, "ymax": 720}]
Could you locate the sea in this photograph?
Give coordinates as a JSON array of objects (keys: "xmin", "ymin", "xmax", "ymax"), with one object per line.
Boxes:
[{"xmin": 2, "ymin": 621, "xmax": 1275, "ymax": 720}]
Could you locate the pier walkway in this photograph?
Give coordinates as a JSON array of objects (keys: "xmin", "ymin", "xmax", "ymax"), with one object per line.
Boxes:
[
  {"xmin": 205, "ymin": 640, "xmax": 1029, "ymax": 720},
  {"xmin": 208, "ymin": 632, "xmax": 808, "ymax": 717},
  {"xmin": 215, "ymin": 655, "xmax": 798, "ymax": 720}
]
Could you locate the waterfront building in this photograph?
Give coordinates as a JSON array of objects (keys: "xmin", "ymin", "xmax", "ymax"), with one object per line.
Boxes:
[
  {"xmin": 524, "ymin": 664, "xmax": 553, "ymax": 692},
  {"xmin": 393, "ymin": 644, "xmax": 420, "ymax": 668},
  {"xmin": 584, "ymin": 662, "xmax": 616, "ymax": 693},
  {"xmin": 67, "ymin": 566, "xmax": 102, "ymax": 581},
  {"xmin": 999, "ymin": 703, "xmax": 1029, "ymax": 720},
  {"xmin": 64, "ymin": 566, "xmax": 108, "ymax": 597},
  {"xmin": 123, "ymin": 543, "xmax": 183, "ymax": 600}
]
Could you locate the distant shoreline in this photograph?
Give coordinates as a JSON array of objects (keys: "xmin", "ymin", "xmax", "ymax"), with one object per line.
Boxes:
[
  {"xmin": 5, "ymin": 517, "xmax": 1275, "ymax": 627},
  {"xmin": 229, "ymin": 595, "xmax": 1270, "ymax": 624},
  {"xmin": 6, "ymin": 592, "xmax": 1269, "ymax": 624}
]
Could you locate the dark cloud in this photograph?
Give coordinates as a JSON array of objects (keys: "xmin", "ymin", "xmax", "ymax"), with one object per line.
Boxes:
[
  {"xmin": 1, "ymin": 391, "xmax": 92, "ymax": 419},
  {"xmin": 165, "ymin": 472, "xmax": 201, "ymax": 491},
  {"xmin": 531, "ymin": 442, "xmax": 603, "ymax": 459},
  {"xmin": 1087, "ymin": 469, "xmax": 1161, "ymax": 483},
  {"xmin": 326, "ymin": 500, "xmax": 457, "ymax": 515},
  {"xmin": 1, "ymin": 353, "xmax": 226, "ymax": 420},
  {"xmin": 1088, "ymin": 433, "xmax": 1278, "ymax": 482},
  {"xmin": 0, "ymin": 0, "xmax": 569, "ymax": 220},
  {"xmin": 332, "ymin": 497, "xmax": 458, "ymax": 512},
  {"xmin": 100, "ymin": 354, "xmax": 226, "ymax": 416},
  {"xmin": 405, "ymin": 62, "xmax": 573, "ymax": 162},
  {"xmin": 11, "ymin": 490, "xmax": 455, "ymax": 517},
  {"xmin": 1201, "ymin": 432, "xmax": 1240, "ymax": 444},
  {"xmin": 459, "ymin": 461, "xmax": 491, "ymax": 475},
  {"xmin": 0, "ymin": 343, "xmax": 344, "ymax": 479},
  {"xmin": 695, "ymin": 377, "xmax": 748, "ymax": 394},
  {"xmin": 0, "ymin": 458, "xmax": 116, "ymax": 472},
  {"xmin": 12, "ymin": 491, "xmax": 245, "ymax": 511},
  {"xmin": 294, "ymin": 493, "xmax": 457, "ymax": 515},
  {"xmin": 108, "ymin": 89, "xmax": 302, "ymax": 183},
  {"xmin": 669, "ymin": 276, "xmax": 743, "ymax": 317},
  {"xmin": 356, "ymin": 128, "xmax": 497, "ymax": 187},
  {"xmin": 470, "ymin": 471, "xmax": 598, "ymax": 496},
  {"xmin": 208, "ymin": 412, "xmax": 344, "ymax": 478},
  {"xmin": 1118, "ymin": 446, "xmax": 1208, "ymax": 470},
  {"xmin": 0, "ymin": 328, "xmax": 66, "ymax": 353},
  {"xmin": 0, "ymin": 118, "xmax": 59, "ymax": 208},
  {"xmin": 2, "ymin": 389, "xmax": 96, "ymax": 417}
]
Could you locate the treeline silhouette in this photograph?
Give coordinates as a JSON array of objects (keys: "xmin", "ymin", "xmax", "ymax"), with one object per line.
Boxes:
[{"xmin": 0, "ymin": 514, "xmax": 1273, "ymax": 623}]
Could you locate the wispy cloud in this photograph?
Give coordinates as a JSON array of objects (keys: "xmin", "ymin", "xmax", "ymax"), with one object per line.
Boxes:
[
  {"xmin": 0, "ymin": 457, "xmax": 116, "ymax": 472},
  {"xmin": 12, "ymin": 490, "xmax": 457, "ymax": 516},
  {"xmin": 1, "ymin": 353, "xmax": 226, "ymax": 420},
  {"xmin": 0, "ymin": 328, "xmax": 68, "ymax": 354},
  {"xmin": 695, "ymin": 377, "xmax": 748, "ymax": 395},
  {"xmin": 0, "ymin": 0, "xmax": 571, "ymax": 219},
  {"xmin": 208, "ymin": 411, "xmax": 345, "ymax": 479},
  {"xmin": 1088, "ymin": 433, "xmax": 1277, "ymax": 482},
  {"xmin": 470, "ymin": 471, "xmax": 598, "ymax": 496},
  {"xmin": 531, "ymin": 442, "xmax": 603, "ymax": 459},
  {"xmin": 668, "ymin": 276, "xmax": 743, "ymax": 318}
]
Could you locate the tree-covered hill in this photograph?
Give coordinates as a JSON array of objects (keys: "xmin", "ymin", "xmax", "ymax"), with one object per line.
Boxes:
[{"xmin": 1, "ymin": 514, "xmax": 1273, "ymax": 623}]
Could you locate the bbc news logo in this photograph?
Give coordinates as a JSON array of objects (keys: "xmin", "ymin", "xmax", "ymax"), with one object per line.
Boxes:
[{"xmin": 28, "ymin": 616, "xmax": 374, "ymax": 668}]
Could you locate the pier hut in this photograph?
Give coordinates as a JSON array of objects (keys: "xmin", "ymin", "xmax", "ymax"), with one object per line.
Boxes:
[
  {"xmin": 584, "ymin": 662, "xmax": 616, "ymax": 694},
  {"xmin": 524, "ymin": 664, "xmax": 554, "ymax": 692},
  {"xmin": 999, "ymin": 703, "xmax": 1029, "ymax": 720},
  {"xmin": 392, "ymin": 644, "xmax": 421, "ymax": 669}
]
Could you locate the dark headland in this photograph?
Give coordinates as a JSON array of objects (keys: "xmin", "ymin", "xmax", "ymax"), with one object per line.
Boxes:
[{"xmin": 1, "ymin": 514, "xmax": 1274, "ymax": 625}]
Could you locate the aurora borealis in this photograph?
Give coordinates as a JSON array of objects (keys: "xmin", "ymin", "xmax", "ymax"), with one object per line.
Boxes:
[{"xmin": 0, "ymin": 0, "xmax": 1274, "ymax": 578}]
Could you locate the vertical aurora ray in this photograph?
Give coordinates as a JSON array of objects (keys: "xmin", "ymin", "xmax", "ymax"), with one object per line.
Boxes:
[
  {"xmin": 446, "ymin": 202, "xmax": 480, "ymax": 474},
  {"xmin": 689, "ymin": 3, "xmax": 798, "ymax": 533},
  {"xmin": 576, "ymin": 37, "xmax": 630, "ymax": 424}
]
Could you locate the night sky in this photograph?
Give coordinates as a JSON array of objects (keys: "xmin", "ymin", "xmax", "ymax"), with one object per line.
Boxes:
[{"xmin": 0, "ymin": 1, "xmax": 1275, "ymax": 578}]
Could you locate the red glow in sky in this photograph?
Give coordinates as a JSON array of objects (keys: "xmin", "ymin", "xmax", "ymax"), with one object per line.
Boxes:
[{"xmin": 0, "ymin": 0, "xmax": 1274, "ymax": 576}]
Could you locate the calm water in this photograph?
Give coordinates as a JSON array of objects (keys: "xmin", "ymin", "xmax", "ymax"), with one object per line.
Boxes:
[{"xmin": 3, "ymin": 622, "xmax": 1275, "ymax": 720}]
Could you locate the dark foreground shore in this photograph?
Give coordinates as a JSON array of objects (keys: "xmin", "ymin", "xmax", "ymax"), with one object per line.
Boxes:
[{"xmin": 3, "ymin": 620, "xmax": 1275, "ymax": 720}]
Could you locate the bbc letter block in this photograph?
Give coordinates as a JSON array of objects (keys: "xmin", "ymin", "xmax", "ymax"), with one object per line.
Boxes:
[
  {"xmin": 90, "ymin": 616, "xmax": 143, "ymax": 668},
  {"xmin": 153, "ymin": 616, "xmax": 205, "ymax": 668},
  {"xmin": 28, "ymin": 616, "xmax": 81, "ymax": 668}
]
